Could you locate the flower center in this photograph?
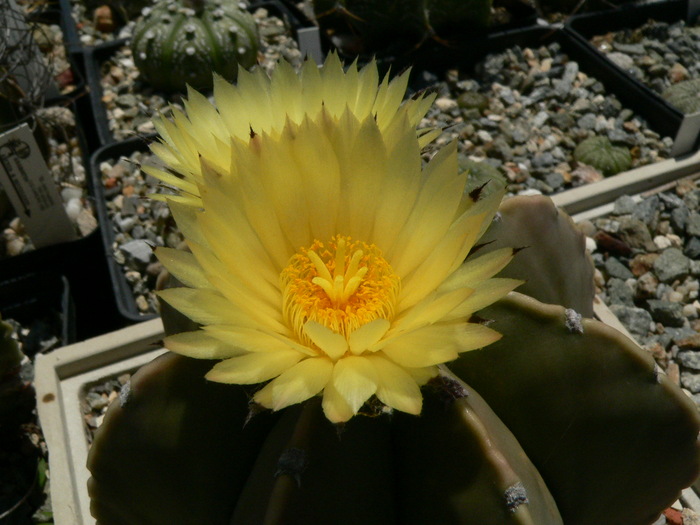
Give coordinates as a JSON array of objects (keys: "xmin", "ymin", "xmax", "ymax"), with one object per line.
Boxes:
[{"xmin": 281, "ymin": 235, "xmax": 400, "ymax": 347}]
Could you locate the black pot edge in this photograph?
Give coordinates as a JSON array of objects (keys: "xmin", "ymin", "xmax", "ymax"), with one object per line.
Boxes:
[
  {"xmin": 0, "ymin": 272, "xmax": 75, "ymax": 347},
  {"xmin": 406, "ymin": 23, "xmax": 690, "ymax": 160},
  {"xmin": 89, "ymin": 136, "xmax": 159, "ymax": 325},
  {"xmin": 564, "ymin": 0, "xmax": 700, "ymax": 156}
]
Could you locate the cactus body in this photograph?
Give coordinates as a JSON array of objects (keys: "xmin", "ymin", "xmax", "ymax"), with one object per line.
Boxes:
[
  {"xmin": 130, "ymin": 0, "xmax": 259, "ymax": 92},
  {"xmin": 86, "ymin": 196, "xmax": 700, "ymax": 525},
  {"xmin": 573, "ymin": 135, "xmax": 632, "ymax": 177},
  {"xmin": 662, "ymin": 79, "xmax": 700, "ymax": 114},
  {"xmin": 313, "ymin": 0, "xmax": 492, "ymax": 55}
]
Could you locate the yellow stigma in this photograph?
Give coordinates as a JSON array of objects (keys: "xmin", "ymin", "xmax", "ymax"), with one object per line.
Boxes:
[{"xmin": 281, "ymin": 235, "xmax": 400, "ymax": 348}]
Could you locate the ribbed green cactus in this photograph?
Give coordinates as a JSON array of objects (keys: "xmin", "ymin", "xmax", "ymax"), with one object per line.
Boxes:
[
  {"xmin": 574, "ymin": 135, "xmax": 632, "ymax": 177},
  {"xmin": 130, "ymin": 0, "xmax": 259, "ymax": 92},
  {"xmin": 0, "ymin": 317, "xmax": 26, "ymax": 428},
  {"xmin": 313, "ymin": 0, "xmax": 493, "ymax": 55},
  {"xmin": 86, "ymin": 195, "xmax": 700, "ymax": 525},
  {"xmin": 662, "ymin": 79, "xmax": 700, "ymax": 114}
]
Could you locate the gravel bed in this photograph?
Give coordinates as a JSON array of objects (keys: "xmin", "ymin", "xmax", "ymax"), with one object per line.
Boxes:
[
  {"xmin": 96, "ymin": 6, "xmax": 303, "ymax": 141},
  {"xmin": 584, "ymin": 177, "xmax": 700, "ymax": 409},
  {"xmin": 418, "ymin": 41, "xmax": 672, "ymax": 196},
  {"xmin": 588, "ymin": 18, "xmax": 700, "ymax": 99},
  {"xmin": 98, "ymin": 147, "xmax": 178, "ymax": 315},
  {"xmin": 81, "ymin": 372, "xmax": 132, "ymax": 445}
]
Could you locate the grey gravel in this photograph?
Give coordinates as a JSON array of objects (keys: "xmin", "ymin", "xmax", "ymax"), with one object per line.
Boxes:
[
  {"xmin": 591, "ymin": 178, "xmax": 700, "ymax": 406},
  {"xmin": 421, "ymin": 42, "xmax": 672, "ymax": 197}
]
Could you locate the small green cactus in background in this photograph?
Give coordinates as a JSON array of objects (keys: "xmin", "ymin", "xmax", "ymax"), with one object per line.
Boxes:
[
  {"xmin": 662, "ymin": 79, "xmax": 700, "ymax": 114},
  {"xmin": 573, "ymin": 135, "xmax": 632, "ymax": 177},
  {"xmin": 313, "ymin": 0, "xmax": 492, "ymax": 55},
  {"xmin": 130, "ymin": 0, "xmax": 259, "ymax": 92},
  {"xmin": 0, "ymin": 317, "xmax": 26, "ymax": 429}
]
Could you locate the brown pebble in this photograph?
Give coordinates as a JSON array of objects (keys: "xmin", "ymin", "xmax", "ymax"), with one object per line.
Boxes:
[
  {"xmin": 630, "ymin": 253, "xmax": 659, "ymax": 276},
  {"xmin": 122, "ymin": 185, "xmax": 135, "ymax": 197},
  {"xmin": 93, "ymin": 5, "xmax": 115, "ymax": 33},
  {"xmin": 666, "ymin": 361, "xmax": 681, "ymax": 387},
  {"xmin": 664, "ymin": 507, "xmax": 683, "ymax": 525},
  {"xmin": 675, "ymin": 333, "xmax": 700, "ymax": 350},
  {"xmin": 593, "ymin": 231, "xmax": 631, "ymax": 256},
  {"xmin": 646, "ymin": 342, "xmax": 669, "ymax": 368}
]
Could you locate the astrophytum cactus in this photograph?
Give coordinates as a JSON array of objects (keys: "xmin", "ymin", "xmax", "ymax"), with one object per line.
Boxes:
[
  {"xmin": 313, "ymin": 0, "xmax": 493, "ymax": 55},
  {"xmin": 130, "ymin": 0, "xmax": 258, "ymax": 92},
  {"xmin": 86, "ymin": 56, "xmax": 700, "ymax": 525},
  {"xmin": 662, "ymin": 79, "xmax": 700, "ymax": 114},
  {"xmin": 574, "ymin": 135, "xmax": 632, "ymax": 177}
]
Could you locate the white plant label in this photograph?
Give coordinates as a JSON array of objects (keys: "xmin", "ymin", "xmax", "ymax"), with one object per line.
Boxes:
[{"xmin": 0, "ymin": 124, "xmax": 77, "ymax": 247}]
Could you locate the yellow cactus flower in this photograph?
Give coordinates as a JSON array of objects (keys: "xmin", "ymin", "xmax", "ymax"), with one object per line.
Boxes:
[{"xmin": 150, "ymin": 54, "xmax": 519, "ymax": 423}]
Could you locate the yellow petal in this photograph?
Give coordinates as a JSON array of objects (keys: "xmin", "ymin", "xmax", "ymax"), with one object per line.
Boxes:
[
  {"xmin": 155, "ymin": 247, "xmax": 211, "ymax": 289},
  {"xmin": 254, "ymin": 357, "xmax": 333, "ymax": 411},
  {"xmin": 204, "ymin": 325, "xmax": 314, "ymax": 356},
  {"xmin": 304, "ymin": 321, "xmax": 348, "ymax": 360},
  {"xmin": 156, "ymin": 288, "xmax": 237, "ymax": 326},
  {"xmin": 322, "ymin": 381, "xmax": 355, "ymax": 423},
  {"xmin": 390, "ymin": 288, "xmax": 473, "ymax": 335},
  {"xmin": 442, "ymin": 247, "xmax": 516, "ymax": 292},
  {"xmin": 205, "ymin": 350, "xmax": 303, "ymax": 384},
  {"xmin": 164, "ymin": 330, "xmax": 243, "ymax": 359},
  {"xmin": 379, "ymin": 321, "xmax": 501, "ymax": 368},
  {"xmin": 398, "ymin": 211, "xmax": 487, "ymax": 310},
  {"xmin": 366, "ymin": 354, "xmax": 422, "ymax": 415},
  {"xmin": 332, "ymin": 356, "xmax": 378, "ymax": 414},
  {"xmin": 389, "ymin": 142, "xmax": 467, "ymax": 277},
  {"xmin": 348, "ymin": 319, "xmax": 391, "ymax": 355},
  {"xmin": 444, "ymin": 278, "xmax": 522, "ymax": 321}
]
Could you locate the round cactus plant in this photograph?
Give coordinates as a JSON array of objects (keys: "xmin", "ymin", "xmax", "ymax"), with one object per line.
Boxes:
[
  {"xmin": 313, "ymin": 0, "xmax": 492, "ymax": 55},
  {"xmin": 573, "ymin": 135, "xmax": 632, "ymax": 177},
  {"xmin": 130, "ymin": 0, "xmax": 259, "ymax": 92},
  {"xmin": 662, "ymin": 79, "xmax": 700, "ymax": 114},
  {"xmin": 86, "ymin": 57, "xmax": 700, "ymax": 525}
]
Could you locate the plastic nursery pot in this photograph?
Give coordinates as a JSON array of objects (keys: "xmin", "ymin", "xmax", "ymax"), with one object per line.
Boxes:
[
  {"xmin": 408, "ymin": 24, "xmax": 694, "ymax": 215},
  {"xmin": 0, "ymin": 271, "xmax": 75, "ymax": 351},
  {"xmin": 34, "ymin": 318, "xmax": 165, "ymax": 525},
  {"xmin": 0, "ymin": 271, "xmax": 75, "ymax": 523},
  {"xmin": 565, "ymin": 0, "xmax": 700, "ymax": 158},
  {"xmin": 32, "ymin": 303, "xmax": 700, "ymax": 525},
  {"xmin": 89, "ymin": 135, "xmax": 168, "ymax": 324},
  {"xmin": 83, "ymin": 0, "xmax": 323, "ymax": 147}
]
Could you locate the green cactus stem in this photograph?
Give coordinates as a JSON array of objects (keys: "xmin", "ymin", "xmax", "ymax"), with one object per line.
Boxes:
[
  {"xmin": 130, "ymin": 0, "xmax": 259, "ymax": 92},
  {"xmin": 449, "ymin": 292, "xmax": 700, "ymax": 525},
  {"xmin": 573, "ymin": 135, "xmax": 632, "ymax": 177},
  {"xmin": 662, "ymin": 79, "xmax": 700, "ymax": 114},
  {"xmin": 476, "ymin": 195, "xmax": 595, "ymax": 317},
  {"xmin": 312, "ymin": 0, "xmax": 492, "ymax": 55}
]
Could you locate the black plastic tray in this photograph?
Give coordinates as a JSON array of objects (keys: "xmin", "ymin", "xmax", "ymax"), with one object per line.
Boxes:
[
  {"xmin": 0, "ymin": 272, "xmax": 75, "ymax": 350},
  {"xmin": 89, "ymin": 135, "xmax": 160, "ymax": 323},
  {"xmin": 410, "ymin": 23, "xmax": 689, "ymax": 157},
  {"xmin": 84, "ymin": 1, "xmax": 319, "ymax": 147},
  {"xmin": 565, "ymin": 0, "xmax": 700, "ymax": 156},
  {"xmin": 0, "ymin": 96, "xmax": 122, "ymax": 341}
]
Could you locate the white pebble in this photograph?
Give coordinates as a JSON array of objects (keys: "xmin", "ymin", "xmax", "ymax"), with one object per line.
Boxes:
[
  {"xmin": 653, "ymin": 235, "xmax": 672, "ymax": 250},
  {"xmin": 585, "ymin": 236, "xmax": 597, "ymax": 253},
  {"xmin": 65, "ymin": 198, "xmax": 82, "ymax": 222},
  {"xmin": 434, "ymin": 97, "xmax": 457, "ymax": 111}
]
